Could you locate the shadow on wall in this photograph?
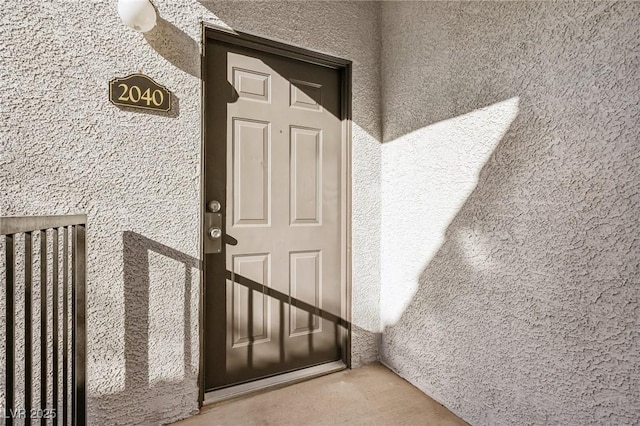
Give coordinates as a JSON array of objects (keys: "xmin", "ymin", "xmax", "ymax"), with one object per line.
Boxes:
[
  {"xmin": 380, "ymin": 97, "xmax": 519, "ymax": 326},
  {"xmin": 379, "ymin": 2, "xmax": 640, "ymax": 424},
  {"xmin": 144, "ymin": 17, "xmax": 200, "ymax": 78},
  {"xmin": 90, "ymin": 232, "xmax": 200, "ymax": 425},
  {"xmin": 383, "ymin": 101, "xmax": 639, "ymax": 422}
]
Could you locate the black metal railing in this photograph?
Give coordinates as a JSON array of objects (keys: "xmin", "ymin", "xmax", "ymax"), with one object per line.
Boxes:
[{"xmin": 1, "ymin": 215, "xmax": 86, "ymax": 425}]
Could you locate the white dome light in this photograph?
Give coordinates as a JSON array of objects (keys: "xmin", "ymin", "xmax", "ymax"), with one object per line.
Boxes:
[{"xmin": 118, "ymin": 0, "xmax": 157, "ymax": 33}]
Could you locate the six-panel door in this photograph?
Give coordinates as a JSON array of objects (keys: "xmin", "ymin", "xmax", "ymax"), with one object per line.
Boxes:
[{"xmin": 204, "ymin": 40, "xmax": 344, "ymax": 390}]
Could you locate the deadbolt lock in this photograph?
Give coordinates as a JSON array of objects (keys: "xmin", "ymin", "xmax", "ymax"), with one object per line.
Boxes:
[{"xmin": 208, "ymin": 200, "xmax": 221, "ymax": 212}]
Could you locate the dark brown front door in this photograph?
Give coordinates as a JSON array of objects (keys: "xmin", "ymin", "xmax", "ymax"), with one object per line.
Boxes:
[{"xmin": 203, "ymin": 31, "xmax": 348, "ymax": 392}]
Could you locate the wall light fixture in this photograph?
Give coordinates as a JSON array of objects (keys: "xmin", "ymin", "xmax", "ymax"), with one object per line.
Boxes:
[{"xmin": 118, "ymin": 0, "xmax": 157, "ymax": 33}]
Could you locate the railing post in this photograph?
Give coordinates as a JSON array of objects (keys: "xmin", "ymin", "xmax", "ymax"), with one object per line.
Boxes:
[
  {"xmin": 52, "ymin": 228, "xmax": 59, "ymax": 424},
  {"xmin": 24, "ymin": 232, "xmax": 32, "ymax": 423},
  {"xmin": 5, "ymin": 235, "xmax": 15, "ymax": 426},
  {"xmin": 63, "ymin": 227, "xmax": 69, "ymax": 426},
  {"xmin": 73, "ymin": 224, "xmax": 87, "ymax": 426},
  {"xmin": 40, "ymin": 230, "xmax": 47, "ymax": 426}
]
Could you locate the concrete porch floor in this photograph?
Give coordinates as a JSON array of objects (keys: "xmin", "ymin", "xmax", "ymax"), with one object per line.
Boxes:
[{"xmin": 174, "ymin": 363, "xmax": 467, "ymax": 426}]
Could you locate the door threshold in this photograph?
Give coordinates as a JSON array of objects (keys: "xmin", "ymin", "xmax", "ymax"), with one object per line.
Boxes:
[{"xmin": 204, "ymin": 360, "xmax": 346, "ymax": 405}]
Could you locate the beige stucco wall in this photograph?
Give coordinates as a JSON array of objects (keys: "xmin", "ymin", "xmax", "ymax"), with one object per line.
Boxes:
[
  {"xmin": 1, "ymin": 1, "xmax": 382, "ymax": 424},
  {"xmin": 380, "ymin": 2, "xmax": 640, "ymax": 425},
  {"xmin": 4, "ymin": 1, "xmax": 639, "ymax": 425}
]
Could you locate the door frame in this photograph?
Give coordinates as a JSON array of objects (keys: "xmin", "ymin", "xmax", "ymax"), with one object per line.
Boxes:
[{"xmin": 199, "ymin": 23, "xmax": 353, "ymax": 407}]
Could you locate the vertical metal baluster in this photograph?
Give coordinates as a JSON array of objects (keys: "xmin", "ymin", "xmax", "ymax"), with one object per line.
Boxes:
[
  {"xmin": 25, "ymin": 232, "xmax": 33, "ymax": 423},
  {"xmin": 62, "ymin": 227, "xmax": 69, "ymax": 426},
  {"xmin": 70, "ymin": 226, "xmax": 76, "ymax": 426},
  {"xmin": 40, "ymin": 230, "xmax": 47, "ymax": 425},
  {"xmin": 52, "ymin": 229, "xmax": 59, "ymax": 425},
  {"xmin": 73, "ymin": 225, "xmax": 86, "ymax": 426},
  {"xmin": 5, "ymin": 235, "xmax": 15, "ymax": 426}
]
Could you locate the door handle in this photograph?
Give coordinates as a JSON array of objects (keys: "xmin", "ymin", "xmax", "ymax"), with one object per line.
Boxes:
[
  {"xmin": 209, "ymin": 227, "xmax": 222, "ymax": 239},
  {"xmin": 204, "ymin": 212, "xmax": 222, "ymax": 254}
]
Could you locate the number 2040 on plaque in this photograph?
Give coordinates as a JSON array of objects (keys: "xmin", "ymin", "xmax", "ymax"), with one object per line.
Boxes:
[{"xmin": 109, "ymin": 74, "xmax": 172, "ymax": 112}]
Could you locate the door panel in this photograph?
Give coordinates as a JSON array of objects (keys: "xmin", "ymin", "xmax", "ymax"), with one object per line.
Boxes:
[
  {"xmin": 231, "ymin": 254, "xmax": 271, "ymax": 347},
  {"xmin": 290, "ymin": 250, "xmax": 322, "ymax": 336},
  {"xmin": 290, "ymin": 127, "xmax": 322, "ymax": 225},
  {"xmin": 204, "ymin": 37, "xmax": 345, "ymax": 391},
  {"xmin": 233, "ymin": 119, "xmax": 271, "ymax": 226}
]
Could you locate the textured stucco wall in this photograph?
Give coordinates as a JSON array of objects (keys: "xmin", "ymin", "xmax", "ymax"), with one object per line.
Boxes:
[
  {"xmin": 1, "ymin": 1, "xmax": 381, "ymax": 424},
  {"xmin": 380, "ymin": 2, "xmax": 640, "ymax": 425}
]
